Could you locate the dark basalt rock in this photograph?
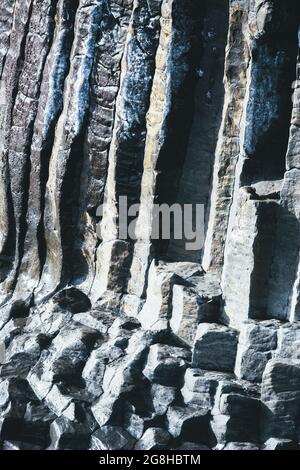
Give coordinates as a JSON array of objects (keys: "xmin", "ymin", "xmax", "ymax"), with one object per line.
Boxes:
[
  {"xmin": 0, "ymin": 0, "xmax": 300, "ymax": 452},
  {"xmin": 53, "ymin": 288, "xmax": 92, "ymax": 314}
]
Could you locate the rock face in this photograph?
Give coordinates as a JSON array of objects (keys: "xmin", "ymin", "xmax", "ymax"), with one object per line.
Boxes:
[{"xmin": 0, "ymin": 0, "xmax": 300, "ymax": 451}]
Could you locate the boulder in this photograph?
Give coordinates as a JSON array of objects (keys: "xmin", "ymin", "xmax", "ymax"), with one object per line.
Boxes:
[
  {"xmin": 90, "ymin": 426, "xmax": 135, "ymax": 450},
  {"xmin": 134, "ymin": 428, "xmax": 171, "ymax": 450},
  {"xmin": 166, "ymin": 406, "xmax": 210, "ymax": 444},
  {"xmin": 235, "ymin": 320, "xmax": 279, "ymax": 382},
  {"xmin": 192, "ymin": 323, "xmax": 238, "ymax": 372},
  {"xmin": 261, "ymin": 359, "xmax": 300, "ymax": 441}
]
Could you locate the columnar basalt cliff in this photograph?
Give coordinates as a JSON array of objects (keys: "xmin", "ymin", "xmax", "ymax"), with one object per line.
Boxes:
[{"xmin": 0, "ymin": 0, "xmax": 300, "ymax": 451}]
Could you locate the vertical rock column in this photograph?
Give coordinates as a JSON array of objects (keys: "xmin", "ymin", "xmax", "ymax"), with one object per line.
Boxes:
[
  {"xmin": 221, "ymin": 0, "xmax": 299, "ymax": 327},
  {"xmin": 91, "ymin": 0, "xmax": 164, "ymax": 301},
  {"xmin": 124, "ymin": 0, "xmax": 204, "ymax": 311},
  {"xmin": 70, "ymin": 0, "xmax": 135, "ymax": 293},
  {"xmin": 167, "ymin": 0, "xmax": 229, "ymax": 264},
  {"xmin": 0, "ymin": 0, "xmax": 15, "ymax": 78},
  {"xmin": 0, "ymin": 0, "xmax": 58, "ymax": 303},
  {"xmin": 279, "ymin": 36, "xmax": 300, "ymax": 321},
  {"xmin": 202, "ymin": 0, "xmax": 249, "ymax": 273},
  {"xmin": 0, "ymin": 0, "xmax": 33, "ymax": 282},
  {"xmin": 34, "ymin": 0, "xmax": 105, "ymax": 302},
  {"xmin": 13, "ymin": 0, "xmax": 78, "ymax": 304}
]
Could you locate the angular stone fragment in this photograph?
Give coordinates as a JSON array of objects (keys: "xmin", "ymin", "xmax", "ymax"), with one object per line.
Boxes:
[
  {"xmin": 150, "ymin": 384, "xmax": 177, "ymax": 417},
  {"xmin": 262, "ymin": 438, "xmax": 299, "ymax": 450},
  {"xmin": 211, "ymin": 375, "xmax": 261, "ymax": 445},
  {"xmin": 45, "ymin": 384, "xmax": 73, "ymax": 417},
  {"xmin": 276, "ymin": 323, "xmax": 300, "ymax": 360},
  {"xmin": 143, "ymin": 344, "xmax": 191, "ymax": 387},
  {"xmin": 0, "ymin": 318, "xmax": 27, "ymax": 344},
  {"xmin": 49, "ymin": 416, "xmax": 90, "ymax": 450},
  {"xmin": 90, "ymin": 426, "xmax": 135, "ymax": 450},
  {"xmin": 181, "ymin": 368, "xmax": 225, "ymax": 409},
  {"xmin": 82, "ymin": 342, "xmax": 125, "ymax": 402},
  {"xmin": 28, "ymin": 326, "xmax": 99, "ymax": 400},
  {"xmin": 73, "ymin": 309, "xmax": 117, "ymax": 334},
  {"xmin": 235, "ymin": 320, "xmax": 279, "ymax": 382},
  {"xmin": 166, "ymin": 406, "xmax": 210, "ymax": 444},
  {"xmin": 261, "ymin": 359, "xmax": 300, "ymax": 441},
  {"xmin": 192, "ymin": 323, "xmax": 238, "ymax": 372},
  {"xmin": 134, "ymin": 428, "xmax": 171, "ymax": 450},
  {"xmin": 24, "ymin": 402, "xmax": 56, "ymax": 423},
  {"xmin": 138, "ymin": 261, "xmax": 201, "ymax": 330},
  {"xmin": 91, "ymin": 392, "xmax": 122, "ymax": 428},
  {"xmin": 123, "ymin": 412, "xmax": 144, "ymax": 440},
  {"xmin": 170, "ymin": 273, "xmax": 221, "ymax": 346},
  {"xmin": 5, "ymin": 333, "xmax": 42, "ymax": 363},
  {"xmin": 108, "ymin": 316, "xmax": 141, "ymax": 338}
]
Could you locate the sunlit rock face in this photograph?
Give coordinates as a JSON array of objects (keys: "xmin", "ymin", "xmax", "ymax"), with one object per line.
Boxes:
[{"xmin": 0, "ymin": 0, "xmax": 300, "ymax": 450}]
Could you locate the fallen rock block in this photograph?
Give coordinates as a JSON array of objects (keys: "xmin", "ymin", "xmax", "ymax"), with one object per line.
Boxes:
[
  {"xmin": 27, "ymin": 325, "xmax": 99, "ymax": 400},
  {"xmin": 123, "ymin": 411, "xmax": 144, "ymax": 440},
  {"xmin": 276, "ymin": 323, "xmax": 300, "ymax": 360},
  {"xmin": 73, "ymin": 309, "xmax": 116, "ymax": 334},
  {"xmin": 211, "ymin": 377, "xmax": 260, "ymax": 444},
  {"xmin": 150, "ymin": 384, "xmax": 177, "ymax": 417}
]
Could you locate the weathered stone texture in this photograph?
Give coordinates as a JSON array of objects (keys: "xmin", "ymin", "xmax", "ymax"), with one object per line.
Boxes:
[{"xmin": 1, "ymin": 0, "xmax": 300, "ymax": 452}]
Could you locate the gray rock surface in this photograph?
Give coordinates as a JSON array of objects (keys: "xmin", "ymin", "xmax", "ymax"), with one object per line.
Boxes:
[
  {"xmin": 192, "ymin": 323, "xmax": 238, "ymax": 372},
  {"xmin": 0, "ymin": 0, "xmax": 300, "ymax": 452}
]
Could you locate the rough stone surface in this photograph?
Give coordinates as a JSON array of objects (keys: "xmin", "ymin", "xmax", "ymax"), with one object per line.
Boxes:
[
  {"xmin": 0, "ymin": 0, "xmax": 300, "ymax": 452},
  {"xmin": 192, "ymin": 324, "xmax": 238, "ymax": 372}
]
